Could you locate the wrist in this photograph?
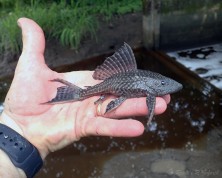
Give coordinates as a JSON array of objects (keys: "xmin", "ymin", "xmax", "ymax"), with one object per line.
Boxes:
[
  {"xmin": 0, "ymin": 111, "xmax": 47, "ymax": 159},
  {"xmin": 0, "ymin": 149, "xmax": 26, "ymax": 178},
  {"xmin": 0, "ymin": 111, "xmax": 24, "ymax": 136},
  {"xmin": 0, "ymin": 119, "xmax": 43, "ymax": 178}
]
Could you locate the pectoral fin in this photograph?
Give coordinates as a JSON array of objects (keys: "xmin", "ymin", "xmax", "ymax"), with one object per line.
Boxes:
[
  {"xmin": 105, "ymin": 96, "xmax": 127, "ymax": 114},
  {"xmin": 146, "ymin": 95, "xmax": 156, "ymax": 125},
  {"xmin": 94, "ymin": 94, "xmax": 107, "ymax": 105}
]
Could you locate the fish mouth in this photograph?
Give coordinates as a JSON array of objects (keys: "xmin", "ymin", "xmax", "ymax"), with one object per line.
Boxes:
[
  {"xmin": 174, "ymin": 83, "xmax": 183, "ymax": 93},
  {"xmin": 166, "ymin": 82, "xmax": 183, "ymax": 94}
]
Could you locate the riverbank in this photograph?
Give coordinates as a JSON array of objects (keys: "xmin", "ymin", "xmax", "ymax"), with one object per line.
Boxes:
[{"xmin": 0, "ymin": 12, "xmax": 142, "ymax": 79}]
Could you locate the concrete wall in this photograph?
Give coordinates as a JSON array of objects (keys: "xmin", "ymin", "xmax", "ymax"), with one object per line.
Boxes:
[{"xmin": 143, "ymin": 0, "xmax": 222, "ymax": 50}]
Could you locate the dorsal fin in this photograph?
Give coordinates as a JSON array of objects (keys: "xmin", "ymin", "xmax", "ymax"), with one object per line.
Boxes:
[{"xmin": 93, "ymin": 42, "xmax": 137, "ymax": 80}]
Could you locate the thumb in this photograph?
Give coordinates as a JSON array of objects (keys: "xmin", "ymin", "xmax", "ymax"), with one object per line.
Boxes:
[
  {"xmin": 18, "ymin": 17, "xmax": 45, "ymax": 55},
  {"xmin": 4, "ymin": 18, "xmax": 57, "ymax": 115},
  {"xmin": 15, "ymin": 17, "xmax": 47, "ymax": 74}
]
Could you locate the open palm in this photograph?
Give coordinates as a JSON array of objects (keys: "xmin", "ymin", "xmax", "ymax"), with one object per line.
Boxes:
[{"xmin": 1, "ymin": 18, "xmax": 169, "ymax": 159}]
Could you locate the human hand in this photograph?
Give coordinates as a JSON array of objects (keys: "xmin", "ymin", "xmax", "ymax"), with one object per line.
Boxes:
[{"xmin": 0, "ymin": 18, "xmax": 170, "ymax": 159}]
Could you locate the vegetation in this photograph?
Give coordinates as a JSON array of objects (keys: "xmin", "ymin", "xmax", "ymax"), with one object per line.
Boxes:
[{"xmin": 0, "ymin": 0, "xmax": 142, "ymax": 56}]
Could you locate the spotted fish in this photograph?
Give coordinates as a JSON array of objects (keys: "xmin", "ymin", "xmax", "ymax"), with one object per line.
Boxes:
[{"xmin": 45, "ymin": 43, "xmax": 183, "ymax": 125}]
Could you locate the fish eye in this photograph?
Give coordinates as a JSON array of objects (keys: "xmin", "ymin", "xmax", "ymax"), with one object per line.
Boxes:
[{"xmin": 161, "ymin": 81, "xmax": 165, "ymax": 85}]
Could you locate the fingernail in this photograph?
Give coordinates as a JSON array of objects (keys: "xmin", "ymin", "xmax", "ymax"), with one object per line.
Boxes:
[{"xmin": 17, "ymin": 18, "xmax": 23, "ymax": 28}]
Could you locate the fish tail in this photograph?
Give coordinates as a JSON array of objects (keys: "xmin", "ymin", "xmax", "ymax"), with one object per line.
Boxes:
[{"xmin": 43, "ymin": 79, "xmax": 83, "ymax": 104}]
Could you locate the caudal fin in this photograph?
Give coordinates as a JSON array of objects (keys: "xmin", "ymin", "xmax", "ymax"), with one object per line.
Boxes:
[{"xmin": 43, "ymin": 78, "xmax": 83, "ymax": 104}]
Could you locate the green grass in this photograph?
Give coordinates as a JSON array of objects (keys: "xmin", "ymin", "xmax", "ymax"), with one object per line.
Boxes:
[
  {"xmin": 0, "ymin": 13, "xmax": 21, "ymax": 53},
  {"xmin": 0, "ymin": 0, "xmax": 142, "ymax": 56}
]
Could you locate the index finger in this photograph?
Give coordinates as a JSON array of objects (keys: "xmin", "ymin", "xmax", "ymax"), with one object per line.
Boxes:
[{"xmin": 96, "ymin": 95, "xmax": 169, "ymax": 119}]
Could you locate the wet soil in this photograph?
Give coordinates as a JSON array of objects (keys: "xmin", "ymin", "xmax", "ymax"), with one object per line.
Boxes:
[{"xmin": 0, "ymin": 12, "xmax": 142, "ymax": 78}]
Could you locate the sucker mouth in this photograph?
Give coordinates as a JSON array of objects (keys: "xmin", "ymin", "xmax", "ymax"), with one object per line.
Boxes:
[{"xmin": 174, "ymin": 84, "xmax": 183, "ymax": 93}]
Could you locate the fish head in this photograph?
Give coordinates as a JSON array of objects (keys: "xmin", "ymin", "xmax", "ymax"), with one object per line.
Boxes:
[{"xmin": 146, "ymin": 73, "xmax": 183, "ymax": 96}]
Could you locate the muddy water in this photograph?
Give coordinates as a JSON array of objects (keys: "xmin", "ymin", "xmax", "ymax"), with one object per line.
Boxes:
[{"xmin": 0, "ymin": 50, "xmax": 221, "ymax": 178}]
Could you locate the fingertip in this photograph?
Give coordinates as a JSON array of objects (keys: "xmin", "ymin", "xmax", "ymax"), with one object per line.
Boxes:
[
  {"xmin": 17, "ymin": 17, "xmax": 27, "ymax": 28},
  {"xmin": 18, "ymin": 17, "xmax": 45, "ymax": 55},
  {"xmin": 127, "ymin": 119, "xmax": 145, "ymax": 136},
  {"xmin": 155, "ymin": 97, "xmax": 167, "ymax": 115},
  {"xmin": 163, "ymin": 94, "xmax": 171, "ymax": 104},
  {"xmin": 17, "ymin": 18, "xmax": 22, "ymax": 28},
  {"xmin": 108, "ymin": 119, "xmax": 144, "ymax": 137},
  {"xmin": 17, "ymin": 17, "xmax": 43, "ymax": 33}
]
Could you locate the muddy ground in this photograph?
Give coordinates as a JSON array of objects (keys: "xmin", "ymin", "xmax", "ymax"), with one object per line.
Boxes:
[{"xmin": 0, "ymin": 12, "xmax": 142, "ymax": 79}]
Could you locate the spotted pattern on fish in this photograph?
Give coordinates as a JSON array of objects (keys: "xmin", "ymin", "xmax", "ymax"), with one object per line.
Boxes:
[{"xmin": 44, "ymin": 43, "xmax": 183, "ymax": 125}]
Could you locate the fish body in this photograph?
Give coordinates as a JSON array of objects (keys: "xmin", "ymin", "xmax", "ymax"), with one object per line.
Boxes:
[
  {"xmin": 46, "ymin": 43, "xmax": 182, "ymax": 125},
  {"xmin": 81, "ymin": 70, "xmax": 181, "ymax": 98}
]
